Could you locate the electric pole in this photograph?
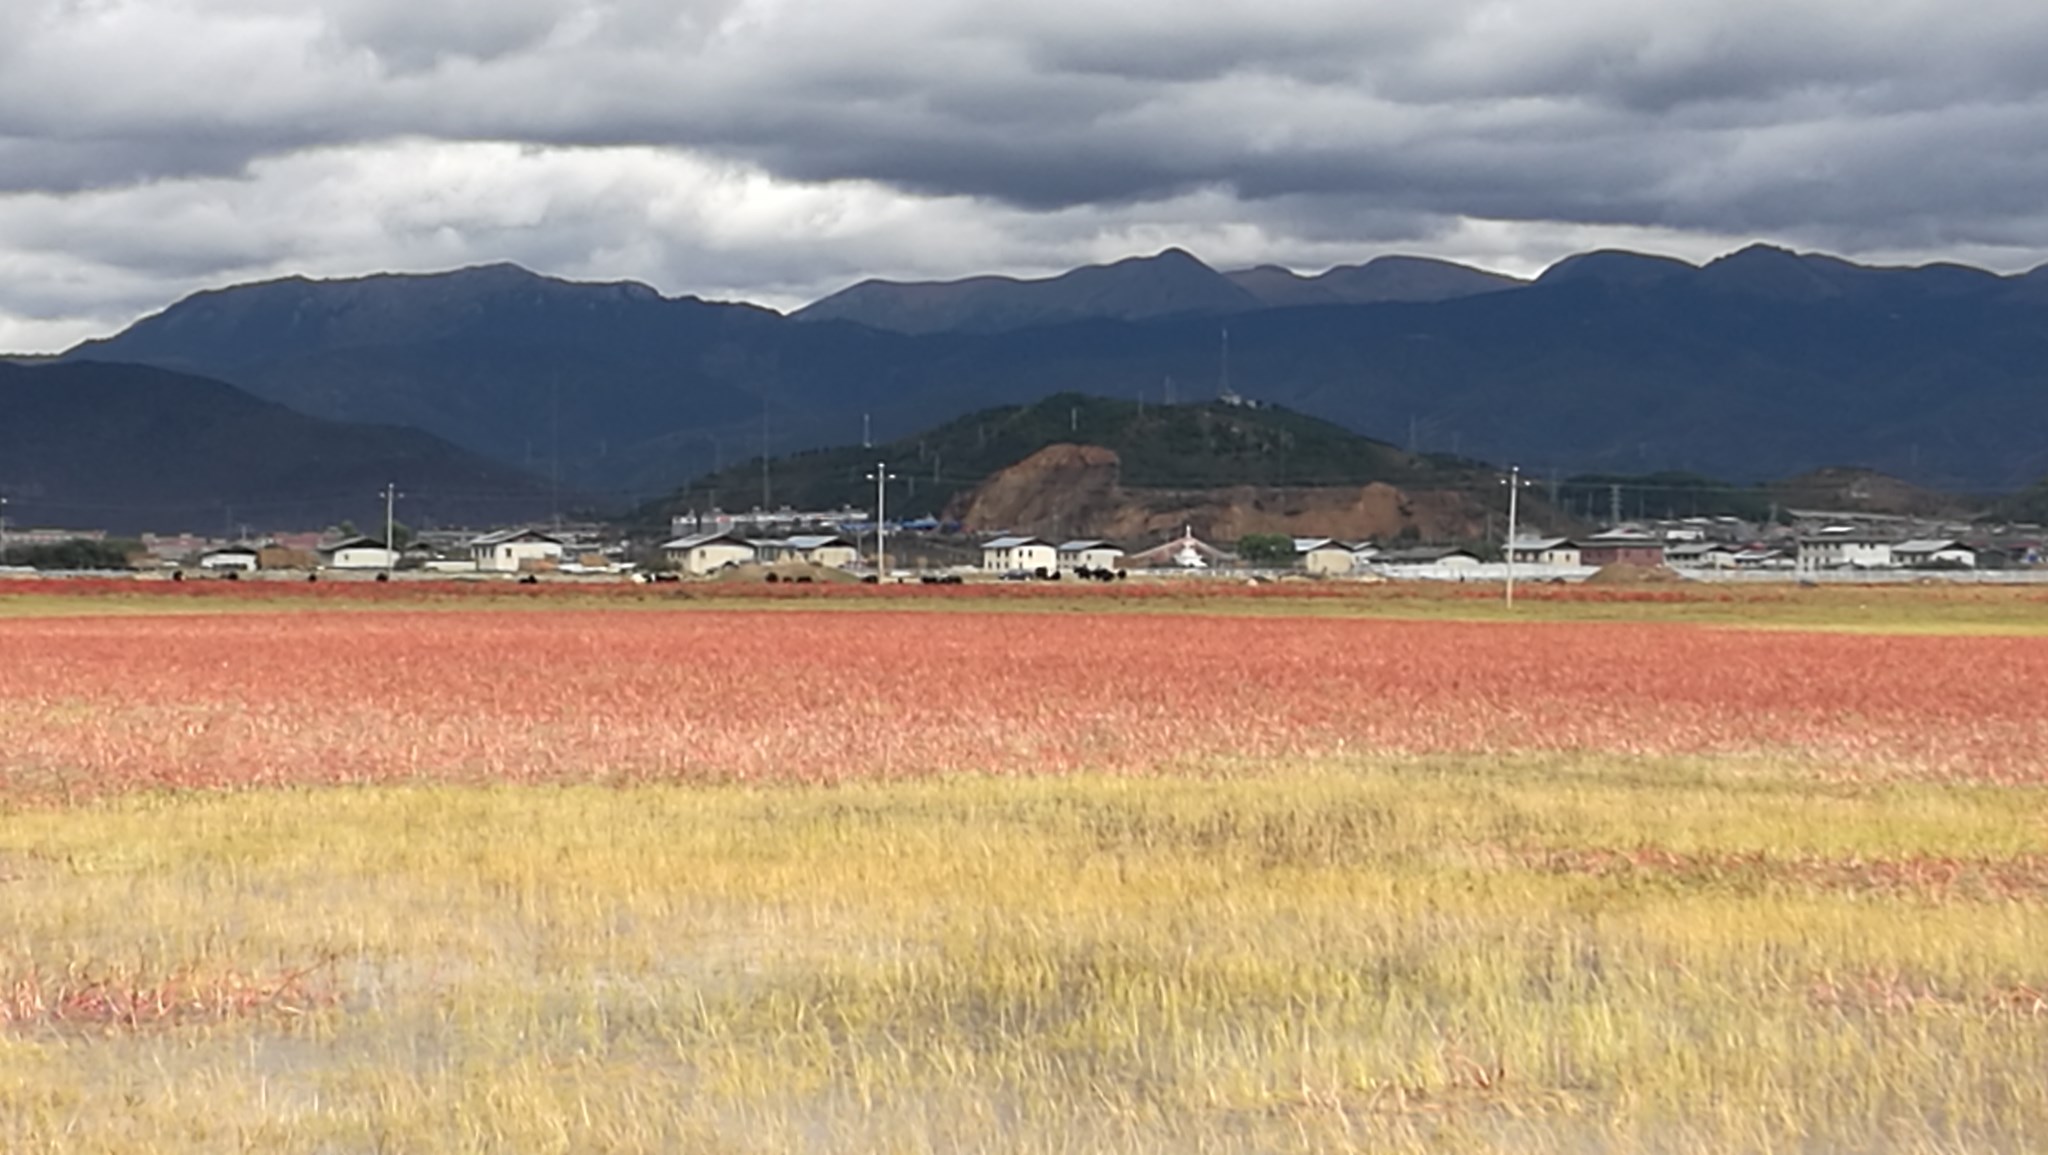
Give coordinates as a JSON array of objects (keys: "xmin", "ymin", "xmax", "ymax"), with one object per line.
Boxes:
[
  {"xmin": 1502, "ymin": 465, "xmax": 1530, "ymax": 609},
  {"xmin": 0, "ymin": 494, "xmax": 9, "ymax": 564},
  {"xmin": 866, "ymin": 462, "xmax": 897, "ymax": 576},
  {"xmin": 379, "ymin": 482, "xmax": 401, "ymax": 573}
]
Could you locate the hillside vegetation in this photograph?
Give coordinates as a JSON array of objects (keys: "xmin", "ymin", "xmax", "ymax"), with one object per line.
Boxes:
[{"xmin": 651, "ymin": 392, "xmax": 1487, "ymax": 525}]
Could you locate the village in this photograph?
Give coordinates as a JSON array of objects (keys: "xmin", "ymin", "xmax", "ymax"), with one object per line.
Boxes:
[{"xmin": 3, "ymin": 499, "xmax": 2042, "ymax": 583}]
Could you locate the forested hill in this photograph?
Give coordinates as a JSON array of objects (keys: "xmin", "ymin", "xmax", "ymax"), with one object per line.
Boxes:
[
  {"xmin": 0, "ymin": 360, "xmax": 560, "ymax": 534},
  {"xmin": 646, "ymin": 392, "xmax": 1489, "ymax": 524}
]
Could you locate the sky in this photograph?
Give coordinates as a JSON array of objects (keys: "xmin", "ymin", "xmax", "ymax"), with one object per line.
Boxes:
[{"xmin": 8, "ymin": 0, "xmax": 2048, "ymax": 351}]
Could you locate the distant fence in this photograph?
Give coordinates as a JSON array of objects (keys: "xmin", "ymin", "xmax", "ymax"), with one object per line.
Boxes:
[
  {"xmin": 1683, "ymin": 568, "xmax": 2048, "ymax": 585},
  {"xmin": 1364, "ymin": 563, "xmax": 1596, "ymax": 583},
  {"xmin": 1362, "ymin": 563, "xmax": 2048, "ymax": 585}
]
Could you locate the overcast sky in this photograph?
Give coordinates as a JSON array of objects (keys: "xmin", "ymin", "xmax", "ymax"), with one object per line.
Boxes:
[{"xmin": 7, "ymin": 0, "xmax": 2048, "ymax": 351}]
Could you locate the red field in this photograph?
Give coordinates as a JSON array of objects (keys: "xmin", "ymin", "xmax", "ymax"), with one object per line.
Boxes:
[{"xmin": 3, "ymin": 606, "xmax": 2044, "ymax": 800}]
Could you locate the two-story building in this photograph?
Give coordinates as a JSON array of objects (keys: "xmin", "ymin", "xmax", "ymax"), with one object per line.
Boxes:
[
  {"xmin": 1797, "ymin": 531, "xmax": 1895, "ymax": 570},
  {"xmin": 982, "ymin": 536, "xmax": 1058, "ymax": 575}
]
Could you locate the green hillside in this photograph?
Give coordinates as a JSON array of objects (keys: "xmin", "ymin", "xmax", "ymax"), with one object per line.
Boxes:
[{"xmin": 646, "ymin": 392, "xmax": 1486, "ymax": 525}]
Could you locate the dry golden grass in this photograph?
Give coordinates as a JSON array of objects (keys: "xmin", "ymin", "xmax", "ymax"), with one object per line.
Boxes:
[{"xmin": 3, "ymin": 756, "xmax": 2045, "ymax": 1153}]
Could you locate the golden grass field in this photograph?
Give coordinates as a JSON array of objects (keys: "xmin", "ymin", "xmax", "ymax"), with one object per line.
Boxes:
[{"xmin": 1, "ymin": 582, "xmax": 2045, "ymax": 1153}]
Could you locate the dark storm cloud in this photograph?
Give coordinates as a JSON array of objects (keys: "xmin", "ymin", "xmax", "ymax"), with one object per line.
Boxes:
[
  {"xmin": 8, "ymin": 0, "xmax": 2048, "ymax": 350},
  {"xmin": 9, "ymin": 0, "xmax": 2048, "ymax": 233}
]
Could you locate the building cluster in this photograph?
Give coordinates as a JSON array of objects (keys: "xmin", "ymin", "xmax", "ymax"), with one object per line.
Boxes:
[
  {"xmin": 1502, "ymin": 512, "xmax": 2041, "ymax": 574},
  {"xmin": 8, "ymin": 498, "xmax": 2042, "ymax": 582},
  {"xmin": 83, "ymin": 525, "xmax": 630, "ymax": 576}
]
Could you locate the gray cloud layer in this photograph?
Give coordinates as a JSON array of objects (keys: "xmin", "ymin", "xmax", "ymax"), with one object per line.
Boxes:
[{"xmin": 6, "ymin": 0, "xmax": 2048, "ymax": 349}]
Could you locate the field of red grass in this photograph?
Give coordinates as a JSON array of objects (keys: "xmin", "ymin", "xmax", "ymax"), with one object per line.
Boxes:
[{"xmin": 3, "ymin": 605, "xmax": 2044, "ymax": 802}]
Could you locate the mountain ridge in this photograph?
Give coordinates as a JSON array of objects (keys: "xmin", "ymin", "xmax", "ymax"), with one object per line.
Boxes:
[
  {"xmin": 793, "ymin": 248, "xmax": 1525, "ymax": 333},
  {"xmin": 59, "ymin": 244, "xmax": 2048, "ymax": 496},
  {"xmin": 0, "ymin": 360, "xmax": 562, "ymax": 534}
]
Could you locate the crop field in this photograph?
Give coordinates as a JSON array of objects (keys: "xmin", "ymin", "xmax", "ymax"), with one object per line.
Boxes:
[{"xmin": 1, "ymin": 587, "xmax": 2046, "ymax": 1152}]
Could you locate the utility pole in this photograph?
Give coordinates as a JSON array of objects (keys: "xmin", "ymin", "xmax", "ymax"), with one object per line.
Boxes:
[
  {"xmin": 866, "ymin": 462, "xmax": 897, "ymax": 576},
  {"xmin": 380, "ymin": 482, "xmax": 401, "ymax": 573},
  {"xmin": 1502, "ymin": 465, "xmax": 1529, "ymax": 609},
  {"xmin": 862, "ymin": 413, "xmax": 872, "ymax": 449},
  {"xmin": 761, "ymin": 400, "xmax": 772, "ymax": 510},
  {"xmin": 1609, "ymin": 483, "xmax": 1623, "ymax": 528},
  {"xmin": 0, "ymin": 494, "xmax": 9, "ymax": 564}
]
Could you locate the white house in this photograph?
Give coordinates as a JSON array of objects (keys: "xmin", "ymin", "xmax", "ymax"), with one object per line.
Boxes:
[
  {"xmin": 1893, "ymin": 539, "xmax": 1976, "ymax": 568},
  {"xmin": 1665, "ymin": 542, "xmax": 1740, "ymax": 569},
  {"xmin": 756, "ymin": 534, "xmax": 860, "ymax": 569},
  {"xmin": 198, "ymin": 545, "xmax": 261, "ymax": 572},
  {"xmin": 1506, "ymin": 537, "xmax": 1581, "ymax": 566},
  {"xmin": 1798, "ymin": 531, "xmax": 1895, "ymax": 570},
  {"xmin": 982, "ymin": 535, "xmax": 1058, "ymax": 574},
  {"xmin": 663, "ymin": 531, "xmax": 757, "ymax": 575},
  {"xmin": 1293, "ymin": 538, "xmax": 1356, "ymax": 576},
  {"xmin": 1057, "ymin": 540, "xmax": 1126, "ymax": 573},
  {"xmin": 469, "ymin": 528, "xmax": 565, "ymax": 573},
  {"xmin": 321, "ymin": 536, "xmax": 397, "ymax": 570}
]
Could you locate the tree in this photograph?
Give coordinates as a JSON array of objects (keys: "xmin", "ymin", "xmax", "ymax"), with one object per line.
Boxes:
[
  {"xmin": 1, "ymin": 539, "xmax": 138, "ymax": 570},
  {"xmin": 1236, "ymin": 533, "xmax": 1296, "ymax": 567}
]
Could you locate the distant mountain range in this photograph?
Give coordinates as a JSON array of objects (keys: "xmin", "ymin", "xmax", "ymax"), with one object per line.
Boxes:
[
  {"xmin": 0, "ymin": 361, "xmax": 560, "ymax": 534},
  {"xmin": 58, "ymin": 244, "xmax": 2048, "ymax": 497},
  {"xmin": 790, "ymin": 248, "xmax": 1523, "ymax": 333}
]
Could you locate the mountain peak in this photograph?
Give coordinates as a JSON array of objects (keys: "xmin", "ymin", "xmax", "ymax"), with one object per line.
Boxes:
[
  {"xmin": 1123, "ymin": 246, "xmax": 1209, "ymax": 268},
  {"xmin": 1535, "ymin": 250, "xmax": 1698, "ymax": 288},
  {"xmin": 1698, "ymin": 244, "xmax": 1848, "ymax": 300}
]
